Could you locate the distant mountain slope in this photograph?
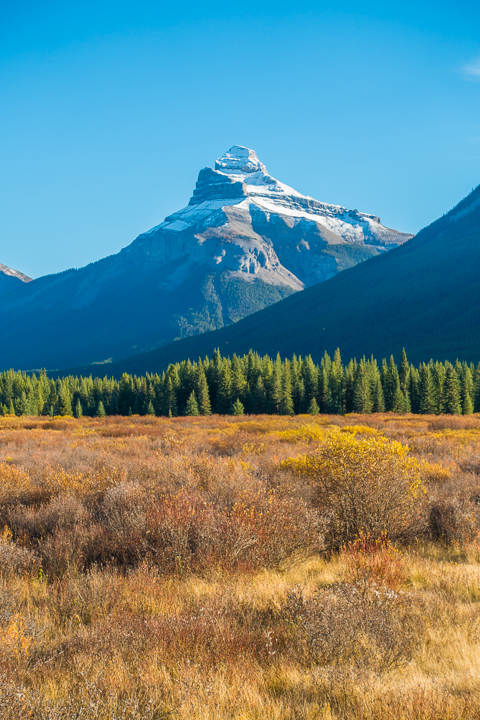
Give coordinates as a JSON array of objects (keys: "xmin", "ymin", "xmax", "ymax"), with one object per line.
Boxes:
[
  {"xmin": 75, "ymin": 182, "xmax": 480, "ymax": 375},
  {"xmin": 0, "ymin": 264, "xmax": 31, "ymax": 295},
  {"xmin": 0, "ymin": 146, "xmax": 410, "ymax": 371}
]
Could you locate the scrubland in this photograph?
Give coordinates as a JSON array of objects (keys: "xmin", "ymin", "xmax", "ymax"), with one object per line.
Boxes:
[{"xmin": 0, "ymin": 412, "xmax": 480, "ymax": 719}]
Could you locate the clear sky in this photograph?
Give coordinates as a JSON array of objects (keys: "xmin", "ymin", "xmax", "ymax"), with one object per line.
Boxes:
[{"xmin": 1, "ymin": 0, "xmax": 480, "ymax": 278}]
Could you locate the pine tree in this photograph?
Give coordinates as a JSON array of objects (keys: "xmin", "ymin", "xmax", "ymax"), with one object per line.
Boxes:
[
  {"xmin": 231, "ymin": 355, "xmax": 247, "ymax": 401},
  {"xmin": 431, "ymin": 364, "xmax": 445, "ymax": 415},
  {"xmin": 185, "ymin": 391, "xmax": 199, "ymax": 416},
  {"xmin": 399, "ymin": 348, "xmax": 410, "ymax": 397},
  {"xmin": 418, "ymin": 364, "xmax": 435, "ymax": 414},
  {"xmin": 195, "ymin": 364, "xmax": 212, "ymax": 416},
  {"xmin": 16, "ymin": 391, "xmax": 28, "ymax": 416},
  {"xmin": 302, "ymin": 356, "xmax": 318, "ymax": 410},
  {"xmin": 384, "ymin": 356, "xmax": 403, "ymax": 412},
  {"xmin": 8, "ymin": 400, "xmax": 15, "ymax": 416},
  {"xmin": 352, "ymin": 361, "xmax": 373, "ymax": 414},
  {"xmin": 96, "ymin": 400, "xmax": 106, "ymax": 418},
  {"xmin": 146, "ymin": 400, "xmax": 155, "ymax": 416},
  {"xmin": 58, "ymin": 385, "xmax": 73, "ymax": 416},
  {"xmin": 460, "ymin": 364, "xmax": 474, "ymax": 415},
  {"xmin": 372, "ymin": 377, "xmax": 385, "ymax": 413},
  {"xmin": 307, "ymin": 397, "xmax": 320, "ymax": 415},
  {"xmin": 252, "ymin": 376, "xmax": 267, "ymax": 414},
  {"xmin": 328, "ymin": 349, "xmax": 344, "ymax": 414},
  {"xmin": 217, "ymin": 363, "xmax": 232, "ymax": 414},
  {"xmin": 317, "ymin": 366, "xmax": 331, "ymax": 414},
  {"xmin": 164, "ymin": 371, "xmax": 178, "ymax": 417},
  {"xmin": 279, "ymin": 361, "xmax": 295, "ymax": 415},
  {"xmin": 231, "ymin": 398, "xmax": 244, "ymax": 416},
  {"xmin": 474, "ymin": 363, "xmax": 480, "ymax": 413},
  {"xmin": 73, "ymin": 399, "xmax": 83, "ymax": 418},
  {"xmin": 443, "ymin": 366, "xmax": 461, "ymax": 415}
]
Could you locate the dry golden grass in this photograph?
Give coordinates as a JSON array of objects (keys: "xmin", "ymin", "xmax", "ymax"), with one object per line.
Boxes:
[{"xmin": 0, "ymin": 413, "xmax": 479, "ymax": 718}]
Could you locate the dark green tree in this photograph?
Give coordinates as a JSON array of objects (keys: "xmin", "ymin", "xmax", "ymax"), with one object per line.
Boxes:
[
  {"xmin": 231, "ymin": 398, "xmax": 244, "ymax": 416},
  {"xmin": 443, "ymin": 366, "xmax": 461, "ymax": 415},
  {"xmin": 185, "ymin": 391, "xmax": 199, "ymax": 416},
  {"xmin": 73, "ymin": 399, "xmax": 83, "ymax": 418}
]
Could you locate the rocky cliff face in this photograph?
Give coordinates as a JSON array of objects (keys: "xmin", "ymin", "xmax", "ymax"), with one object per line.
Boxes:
[
  {"xmin": 0, "ymin": 146, "xmax": 412, "ymax": 370},
  {"xmin": 130, "ymin": 145, "xmax": 411, "ymax": 291}
]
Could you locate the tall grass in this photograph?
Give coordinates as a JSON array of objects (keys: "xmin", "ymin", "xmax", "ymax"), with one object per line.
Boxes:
[{"xmin": 0, "ymin": 413, "xmax": 479, "ymax": 718}]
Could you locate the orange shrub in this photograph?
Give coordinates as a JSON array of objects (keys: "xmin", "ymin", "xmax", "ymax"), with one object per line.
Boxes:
[{"xmin": 343, "ymin": 533, "xmax": 408, "ymax": 591}]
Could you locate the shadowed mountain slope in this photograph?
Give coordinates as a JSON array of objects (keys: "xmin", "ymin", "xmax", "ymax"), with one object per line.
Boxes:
[
  {"xmin": 0, "ymin": 264, "xmax": 31, "ymax": 296},
  {"xmin": 71, "ymin": 182, "xmax": 480, "ymax": 376}
]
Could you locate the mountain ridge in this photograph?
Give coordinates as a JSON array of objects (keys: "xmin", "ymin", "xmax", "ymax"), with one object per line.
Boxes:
[{"xmin": 59, "ymin": 181, "xmax": 480, "ymax": 376}]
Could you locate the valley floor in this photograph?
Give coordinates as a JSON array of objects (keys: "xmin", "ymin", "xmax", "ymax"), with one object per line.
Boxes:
[{"xmin": 0, "ymin": 413, "xmax": 479, "ymax": 719}]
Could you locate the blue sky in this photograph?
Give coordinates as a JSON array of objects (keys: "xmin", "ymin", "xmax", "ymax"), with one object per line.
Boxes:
[{"xmin": 1, "ymin": 0, "xmax": 480, "ymax": 278}]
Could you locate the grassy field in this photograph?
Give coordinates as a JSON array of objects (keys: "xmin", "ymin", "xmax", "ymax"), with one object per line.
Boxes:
[{"xmin": 0, "ymin": 412, "xmax": 480, "ymax": 719}]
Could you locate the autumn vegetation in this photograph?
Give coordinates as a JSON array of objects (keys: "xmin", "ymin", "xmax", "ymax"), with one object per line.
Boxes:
[{"xmin": 0, "ymin": 411, "xmax": 480, "ymax": 718}]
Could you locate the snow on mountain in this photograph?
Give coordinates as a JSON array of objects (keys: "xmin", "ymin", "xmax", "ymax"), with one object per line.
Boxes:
[
  {"xmin": 0, "ymin": 146, "xmax": 413, "ymax": 370},
  {"xmin": 0, "ymin": 264, "xmax": 32, "ymax": 283},
  {"xmin": 0, "ymin": 264, "xmax": 32, "ymax": 296},
  {"xmin": 132, "ymin": 145, "xmax": 412, "ymax": 292}
]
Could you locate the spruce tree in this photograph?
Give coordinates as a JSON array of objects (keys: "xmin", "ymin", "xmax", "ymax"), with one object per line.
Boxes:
[
  {"xmin": 252, "ymin": 376, "xmax": 267, "ymax": 414},
  {"xmin": 279, "ymin": 361, "xmax": 295, "ymax": 415},
  {"xmin": 352, "ymin": 361, "xmax": 373, "ymax": 414},
  {"xmin": 146, "ymin": 400, "xmax": 155, "ymax": 416},
  {"xmin": 268, "ymin": 355, "xmax": 282, "ymax": 414},
  {"xmin": 399, "ymin": 348, "xmax": 410, "ymax": 397},
  {"xmin": 96, "ymin": 400, "xmax": 106, "ymax": 418},
  {"xmin": 73, "ymin": 399, "xmax": 83, "ymax": 418},
  {"xmin": 431, "ymin": 364, "xmax": 445, "ymax": 415},
  {"xmin": 460, "ymin": 365, "xmax": 474, "ymax": 415},
  {"xmin": 372, "ymin": 376, "xmax": 385, "ymax": 413},
  {"xmin": 217, "ymin": 363, "xmax": 232, "ymax": 414},
  {"xmin": 231, "ymin": 355, "xmax": 247, "ymax": 401},
  {"xmin": 474, "ymin": 363, "xmax": 480, "ymax": 413},
  {"xmin": 418, "ymin": 364, "xmax": 435, "ymax": 414},
  {"xmin": 58, "ymin": 385, "xmax": 73, "ymax": 416},
  {"xmin": 302, "ymin": 356, "xmax": 318, "ymax": 410},
  {"xmin": 185, "ymin": 391, "xmax": 199, "ymax": 416},
  {"xmin": 195, "ymin": 364, "xmax": 212, "ymax": 416},
  {"xmin": 231, "ymin": 398, "xmax": 244, "ymax": 416},
  {"xmin": 443, "ymin": 366, "xmax": 462, "ymax": 415},
  {"xmin": 307, "ymin": 397, "xmax": 320, "ymax": 415},
  {"xmin": 164, "ymin": 372, "xmax": 178, "ymax": 417}
]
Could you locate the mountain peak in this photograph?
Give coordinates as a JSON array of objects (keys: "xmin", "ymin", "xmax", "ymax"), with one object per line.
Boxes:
[
  {"xmin": 215, "ymin": 146, "xmax": 267, "ymax": 175},
  {"xmin": 0, "ymin": 263, "xmax": 32, "ymax": 283}
]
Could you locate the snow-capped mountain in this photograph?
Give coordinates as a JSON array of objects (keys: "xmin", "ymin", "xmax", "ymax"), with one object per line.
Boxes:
[
  {"xmin": 132, "ymin": 146, "xmax": 411, "ymax": 291},
  {"xmin": 0, "ymin": 146, "xmax": 412, "ymax": 370}
]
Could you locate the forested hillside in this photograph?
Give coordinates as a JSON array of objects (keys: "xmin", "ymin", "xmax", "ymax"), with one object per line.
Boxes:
[{"xmin": 2, "ymin": 349, "xmax": 478, "ymax": 417}]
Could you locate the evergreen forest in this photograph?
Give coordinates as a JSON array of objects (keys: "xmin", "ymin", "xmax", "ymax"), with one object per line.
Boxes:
[{"xmin": 0, "ymin": 349, "xmax": 479, "ymax": 418}]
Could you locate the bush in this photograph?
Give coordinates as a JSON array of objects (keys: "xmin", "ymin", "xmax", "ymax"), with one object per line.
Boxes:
[
  {"xmin": 0, "ymin": 528, "xmax": 39, "ymax": 576},
  {"xmin": 281, "ymin": 582, "xmax": 417, "ymax": 671},
  {"xmin": 342, "ymin": 533, "xmax": 408, "ymax": 591},
  {"xmin": 281, "ymin": 429, "xmax": 425, "ymax": 547}
]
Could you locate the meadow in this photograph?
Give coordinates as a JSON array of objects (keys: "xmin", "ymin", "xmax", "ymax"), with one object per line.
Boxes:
[{"xmin": 0, "ymin": 412, "xmax": 480, "ymax": 719}]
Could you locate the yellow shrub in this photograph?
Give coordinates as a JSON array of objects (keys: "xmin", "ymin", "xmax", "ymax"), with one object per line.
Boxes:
[
  {"xmin": 280, "ymin": 429, "xmax": 424, "ymax": 546},
  {"xmin": 341, "ymin": 425, "xmax": 379, "ymax": 436},
  {"xmin": 421, "ymin": 461, "xmax": 452, "ymax": 484}
]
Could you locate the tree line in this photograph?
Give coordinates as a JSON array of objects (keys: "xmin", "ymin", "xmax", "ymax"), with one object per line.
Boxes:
[{"xmin": 0, "ymin": 349, "xmax": 478, "ymax": 418}]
